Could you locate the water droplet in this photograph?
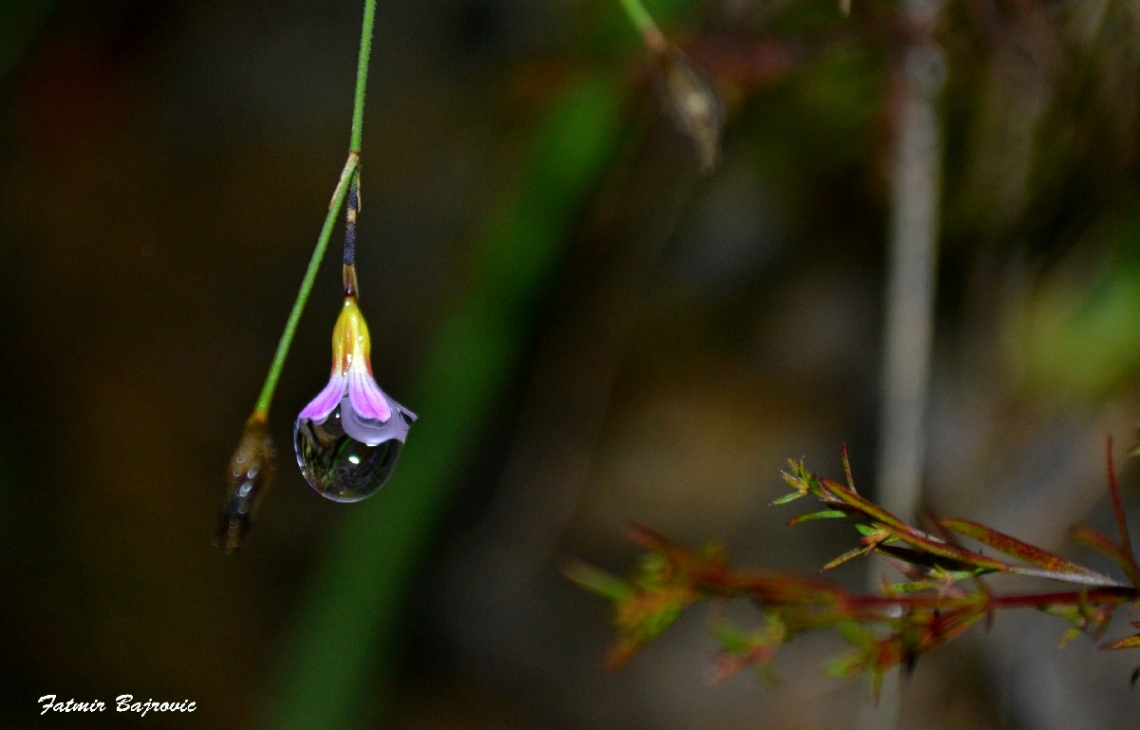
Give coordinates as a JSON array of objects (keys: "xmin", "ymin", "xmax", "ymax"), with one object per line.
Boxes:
[{"xmin": 294, "ymin": 403, "xmax": 411, "ymax": 502}]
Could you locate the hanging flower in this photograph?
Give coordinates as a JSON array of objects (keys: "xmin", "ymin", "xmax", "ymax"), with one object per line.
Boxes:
[
  {"xmin": 299, "ymin": 296, "xmax": 415, "ymax": 441},
  {"xmin": 294, "ymin": 296, "xmax": 416, "ymax": 502}
]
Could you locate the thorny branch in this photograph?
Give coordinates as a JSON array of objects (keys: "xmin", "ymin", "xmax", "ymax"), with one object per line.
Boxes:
[{"xmin": 568, "ymin": 441, "xmax": 1140, "ymax": 692}]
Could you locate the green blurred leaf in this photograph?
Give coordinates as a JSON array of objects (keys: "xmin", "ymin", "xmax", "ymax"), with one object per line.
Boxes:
[
  {"xmin": 1019, "ymin": 214, "xmax": 1140, "ymax": 399},
  {"xmin": 563, "ymin": 561, "xmax": 635, "ymax": 602},
  {"xmin": 787, "ymin": 509, "xmax": 847, "ymax": 525},
  {"xmin": 1109, "ymin": 634, "xmax": 1140, "ymax": 650}
]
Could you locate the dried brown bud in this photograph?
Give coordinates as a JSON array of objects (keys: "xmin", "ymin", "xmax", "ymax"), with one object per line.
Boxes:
[
  {"xmin": 216, "ymin": 413, "xmax": 277, "ymax": 554},
  {"xmin": 654, "ymin": 46, "xmax": 724, "ymax": 174}
]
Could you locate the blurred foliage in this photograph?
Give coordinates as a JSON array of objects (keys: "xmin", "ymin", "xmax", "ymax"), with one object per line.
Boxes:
[
  {"xmin": 1018, "ymin": 208, "xmax": 1140, "ymax": 400},
  {"xmin": 4, "ymin": 0, "xmax": 1140, "ymax": 728},
  {"xmin": 573, "ymin": 451, "xmax": 1140, "ymax": 692}
]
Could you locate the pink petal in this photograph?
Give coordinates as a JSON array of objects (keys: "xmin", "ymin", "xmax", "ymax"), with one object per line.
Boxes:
[
  {"xmin": 347, "ymin": 371, "xmax": 391, "ymax": 423},
  {"xmin": 341, "ymin": 393, "xmax": 416, "ymax": 446},
  {"xmin": 298, "ymin": 373, "xmax": 347, "ymax": 422}
]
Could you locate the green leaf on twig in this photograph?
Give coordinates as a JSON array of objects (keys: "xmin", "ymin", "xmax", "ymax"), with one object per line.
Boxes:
[
  {"xmin": 788, "ymin": 509, "xmax": 847, "ymax": 526},
  {"xmin": 942, "ymin": 518, "xmax": 1098, "ymax": 576}
]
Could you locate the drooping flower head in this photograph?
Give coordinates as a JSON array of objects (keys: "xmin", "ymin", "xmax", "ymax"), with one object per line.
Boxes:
[
  {"xmin": 294, "ymin": 295, "xmax": 416, "ymax": 502},
  {"xmin": 298, "ymin": 295, "xmax": 415, "ymax": 443}
]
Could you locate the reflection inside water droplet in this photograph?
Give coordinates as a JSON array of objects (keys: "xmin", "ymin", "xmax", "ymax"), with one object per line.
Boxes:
[{"xmin": 294, "ymin": 405, "xmax": 408, "ymax": 502}]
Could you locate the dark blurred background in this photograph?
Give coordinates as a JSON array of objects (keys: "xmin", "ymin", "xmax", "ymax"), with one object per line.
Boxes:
[{"xmin": 3, "ymin": 0, "xmax": 1140, "ymax": 728}]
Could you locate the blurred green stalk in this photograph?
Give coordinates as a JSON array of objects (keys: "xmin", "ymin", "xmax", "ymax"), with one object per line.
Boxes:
[{"xmin": 617, "ymin": 0, "xmax": 659, "ymax": 36}]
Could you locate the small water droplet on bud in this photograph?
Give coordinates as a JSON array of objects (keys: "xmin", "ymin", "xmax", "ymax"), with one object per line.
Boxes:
[
  {"xmin": 654, "ymin": 46, "xmax": 724, "ymax": 174},
  {"xmin": 217, "ymin": 415, "xmax": 277, "ymax": 554}
]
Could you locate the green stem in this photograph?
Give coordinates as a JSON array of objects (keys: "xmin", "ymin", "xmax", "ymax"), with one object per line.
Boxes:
[
  {"xmin": 351, "ymin": 0, "xmax": 376, "ymax": 154},
  {"xmin": 253, "ymin": 156, "xmax": 358, "ymax": 414},
  {"xmin": 616, "ymin": 0, "xmax": 667, "ymax": 52},
  {"xmin": 617, "ymin": 0, "xmax": 655, "ymax": 33},
  {"xmin": 252, "ymin": 0, "xmax": 376, "ymax": 415}
]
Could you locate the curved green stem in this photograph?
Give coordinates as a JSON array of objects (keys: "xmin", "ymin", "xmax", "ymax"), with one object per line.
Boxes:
[
  {"xmin": 252, "ymin": 0, "xmax": 376, "ymax": 415},
  {"xmin": 253, "ymin": 155, "xmax": 359, "ymax": 415}
]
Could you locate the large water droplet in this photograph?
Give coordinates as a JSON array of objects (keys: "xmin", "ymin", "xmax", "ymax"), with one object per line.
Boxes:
[{"xmin": 294, "ymin": 404, "xmax": 410, "ymax": 502}]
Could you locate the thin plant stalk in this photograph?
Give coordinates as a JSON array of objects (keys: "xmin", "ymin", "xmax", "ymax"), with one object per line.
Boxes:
[
  {"xmin": 875, "ymin": 31, "xmax": 946, "ymax": 529},
  {"xmin": 253, "ymin": 156, "xmax": 358, "ymax": 416},
  {"xmin": 866, "ymin": 4, "xmax": 946, "ymax": 723},
  {"xmin": 616, "ymin": 0, "xmax": 668, "ymax": 53},
  {"xmin": 252, "ymin": 0, "xmax": 376, "ymax": 417}
]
